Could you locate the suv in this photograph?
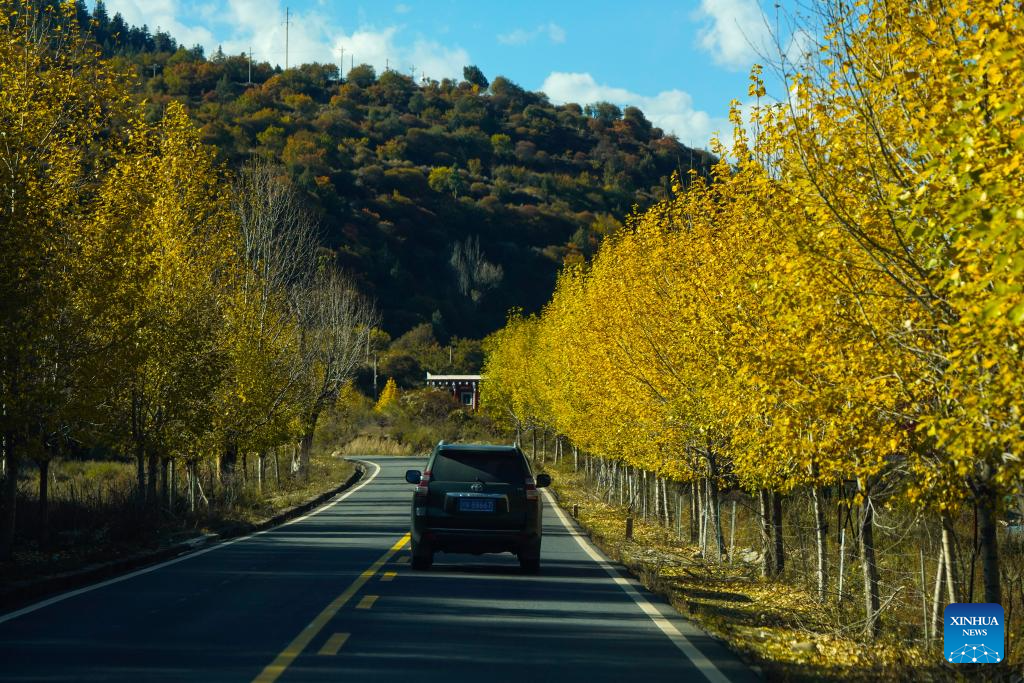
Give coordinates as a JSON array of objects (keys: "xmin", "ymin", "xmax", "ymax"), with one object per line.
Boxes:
[{"xmin": 405, "ymin": 442, "xmax": 551, "ymax": 573}]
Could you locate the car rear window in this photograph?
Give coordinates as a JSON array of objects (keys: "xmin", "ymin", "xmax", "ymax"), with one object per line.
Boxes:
[{"xmin": 431, "ymin": 450, "xmax": 526, "ymax": 484}]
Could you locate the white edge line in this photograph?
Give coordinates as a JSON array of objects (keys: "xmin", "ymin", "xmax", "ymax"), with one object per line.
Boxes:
[
  {"xmin": 543, "ymin": 488, "xmax": 733, "ymax": 683},
  {"xmin": 0, "ymin": 459, "xmax": 383, "ymax": 626}
]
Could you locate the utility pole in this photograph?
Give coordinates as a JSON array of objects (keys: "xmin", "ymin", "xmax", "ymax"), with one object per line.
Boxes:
[
  {"xmin": 385, "ymin": 58, "xmax": 389, "ymax": 72},
  {"xmin": 150, "ymin": 62, "xmax": 159, "ymax": 79},
  {"xmin": 339, "ymin": 47, "xmax": 344, "ymax": 80},
  {"xmin": 372, "ymin": 355, "xmax": 378, "ymax": 401},
  {"xmin": 283, "ymin": 6, "xmax": 290, "ymax": 70},
  {"xmin": 247, "ymin": 45, "xmax": 252, "ymax": 84}
]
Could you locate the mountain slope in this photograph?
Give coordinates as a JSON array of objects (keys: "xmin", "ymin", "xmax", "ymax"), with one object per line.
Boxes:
[{"xmin": 80, "ymin": 3, "xmax": 716, "ymax": 337}]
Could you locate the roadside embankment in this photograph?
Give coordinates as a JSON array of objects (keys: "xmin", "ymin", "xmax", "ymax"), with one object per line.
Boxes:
[{"xmin": 543, "ymin": 462, "xmax": 951, "ymax": 682}]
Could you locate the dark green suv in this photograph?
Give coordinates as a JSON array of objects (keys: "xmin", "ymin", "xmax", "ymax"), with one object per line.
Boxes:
[{"xmin": 405, "ymin": 443, "xmax": 551, "ymax": 573}]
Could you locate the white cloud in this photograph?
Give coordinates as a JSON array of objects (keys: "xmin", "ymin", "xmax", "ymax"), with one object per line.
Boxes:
[
  {"xmin": 694, "ymin": 0, "xmax": 772, "ymax": 70},
  {"xmin": 546, "ymin": 23, "xmax": 566, "ymax": 44},
  {"xmin": 394, "ymin": 3, "xmax": 412, "ymax": 14},
  {"xmin": 102, "ymin": 0, "xmax": 468, "ymax": 80},
  {"xmin": 497, "ymin": 28, "xmax": 531, "ymax": 46},
  {"xmin": 104, "ymin": 0, "xmax": 217, "ymax": 50},
  {"xmin": 541, "ymin": 72, "xmax": 728, "ymax": 149},
  {"xmin": 326, "ymin": 27, "xmax": 469, "ymax": 81},
  {"xmin": 407, "ymin": 38, "xmax": 471, "ymax": 81},
  {"xmin": 497, "ymin": 22, "xmax": 566, "ymax": 46},
  {"xmin": 784, "ymin": 27, "xmax": 815, "ymax": 68}
]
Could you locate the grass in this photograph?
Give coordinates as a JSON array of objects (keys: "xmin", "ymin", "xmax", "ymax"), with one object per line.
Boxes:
[
  {"xmin": 194, "ymin": 451, "xmax": 358, "ymax": 529},
  {"xmin": 543, "ymin": 460, "xmax": 969, "ymax": 682},
  {"xmin": 338, "ymin": 435, "xmax": 415, "ymax": 456}
]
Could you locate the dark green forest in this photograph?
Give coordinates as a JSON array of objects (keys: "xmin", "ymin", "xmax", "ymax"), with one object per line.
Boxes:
[{"xmin": 76, "ymin": 1, "xmax": 715, "ymax": 341}]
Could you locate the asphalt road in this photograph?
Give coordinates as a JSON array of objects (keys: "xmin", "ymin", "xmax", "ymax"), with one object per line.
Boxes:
[{"xmin": 0, "ymin": 457, "xmax": 758, "ymax": 682}]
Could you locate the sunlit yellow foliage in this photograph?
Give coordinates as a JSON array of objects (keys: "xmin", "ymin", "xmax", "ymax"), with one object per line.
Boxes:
[
  {"xmin": 483, "ymin": 0, "xmax": 1024, "ymax": 608},
  {"xmin": 375, "ymin": 378, "xmax": 398, "ymax": 412}
]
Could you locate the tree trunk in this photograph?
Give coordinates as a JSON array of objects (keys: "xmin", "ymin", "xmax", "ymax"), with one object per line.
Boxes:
[
  {"xmin": 298, "ymin": 421, "xmax": 316, "ymax": 481},
  {"xmin": 653, "ymin": 473, "xmax": 660, "ymax": 522},
  {"xmin": 274, "ymin": 447, "xmax": 281, "ymax": 487},
  {"xmin": 941, "ymin": 512, "xmax": 959, "ymax": 604},
  {"xmin": 135, "ymin": 442, "xmax": 145, "ymax": 505},
  {"xmin": 168, "ymin": 459, "xmax": 175, "ymax": 511},
  {"xmin": 697, "ymin": 478, "xmax": 706, "ymax": 553},
  {"xmin": 707, "ymin": 455, "xmax": 724, "ymax": 562},
  {"xmin": 38, "ymin": 459, "xmax": 49, "ymax": 549},
  {"xmin": 729, "ymin": 499, "xmax": 737, "ymax": 564},
  {"xmin": 689, "ymin": 481, "xmax": 698, "ymax": 543},
  {"xmin": 187, "ymin": 462, "xmax": 197, "ymax": 513},
  {"xmin": 642, "ymin": 469, "xmax": 648, "ymax": 521},
  {"xmin": 221, "ymin": 438, "xmax": 238, "ymax": 483},
  {"xmin": 931, "ymin": 544, "xmax": 946, "ymax": 634},
  {"xmin": 759, "ymin": 488, "xmax": 773, "ymax": 578},
  {"xmin": 662, "ymin": 477, "xmax": 670, "ymax": 527},
  {"xmin": 859, "ymin": 490, "xmax": 881, "ymax": 639},
  {"xmin": 1, "ymin": 432, "xmax": 18, "ymax": 561},
  {"xmin": 812, "ymin": 484, "xmax": 828, "ymax": 601},
  {"xmin": 146, "ymin": 450, "xmax": 158, "ymax": 509},
  {"xmin": 616, "ymin": 463, "xmax": 622, "ymax": 505},
  {"xmin": 159, "ymin": 457, "xmax": 169, "ymax": 508},
  {"xmin": 257, "ymin": 451, "xmax": 266, "ymax": 494},
  {"xmin": 977, "ymin": 492, "xmax": 1002, "ymax": 605},
  {"xmin": 771, "ymin": 491, "xmax": 785, "ymax": 575},
  {"xmin": 676, "ymin": 487, "xmax": 683, "ymax": 539}
]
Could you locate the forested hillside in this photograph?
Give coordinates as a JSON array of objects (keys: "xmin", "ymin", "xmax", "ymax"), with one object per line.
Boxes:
[{"xmin": 77, "ymin": 0, "xmax": 714, "ymax": 338}]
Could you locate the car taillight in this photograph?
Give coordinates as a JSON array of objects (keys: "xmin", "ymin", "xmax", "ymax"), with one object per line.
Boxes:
[
  {"xmin": 415, "ymin": 470, "xmax": 431, "ymax": 498},
  {"xmin": 525, "ymin": 476, "xmax": 539, "ymax": 502}
]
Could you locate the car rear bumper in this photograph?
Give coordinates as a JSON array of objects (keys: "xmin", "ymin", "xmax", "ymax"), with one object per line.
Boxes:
[{"xmin": 413, "ymin": 527, "xmax": 541, "ymax": 556}]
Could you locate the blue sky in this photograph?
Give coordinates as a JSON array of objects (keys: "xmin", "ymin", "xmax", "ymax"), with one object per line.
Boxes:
[{"xmin": 99, "ymin": 0, "xmax": 806, "ymax": 148}]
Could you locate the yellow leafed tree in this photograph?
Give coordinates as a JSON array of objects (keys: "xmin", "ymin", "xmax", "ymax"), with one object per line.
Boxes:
[{"xmin": 375, "ymin": 378, "xmax": 398, "ymax": 412}]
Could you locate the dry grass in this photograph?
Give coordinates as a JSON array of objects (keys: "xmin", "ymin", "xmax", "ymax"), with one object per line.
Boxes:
[
  {"xmin": 338, "ymin": 435, "xmax": 415, "ymax": 456},
  {"xmin": 217, "ymin": 452, "xmax": 358, "ymax": 526}
]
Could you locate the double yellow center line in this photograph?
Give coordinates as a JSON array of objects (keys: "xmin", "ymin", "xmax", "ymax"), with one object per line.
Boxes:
[{"xmin": 252, "ymin": 534, "xmax": 410, "ymax": 683}]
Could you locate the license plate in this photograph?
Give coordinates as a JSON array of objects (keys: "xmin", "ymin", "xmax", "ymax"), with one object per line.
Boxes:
[{"xmin": 459, "ymin": 498, "xmax": 495, "ymax": 512}]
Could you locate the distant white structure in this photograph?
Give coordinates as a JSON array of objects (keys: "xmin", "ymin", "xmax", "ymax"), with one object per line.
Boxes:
[{"xmin": 425, "ymin": 373, "xmax": 481, "ymax": 410}]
